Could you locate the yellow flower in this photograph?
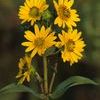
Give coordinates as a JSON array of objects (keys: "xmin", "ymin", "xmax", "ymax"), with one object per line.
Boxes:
[
  {"xmin": 22, "ymin": 24, "xmax": 57, "ymax": 58},
  {"xmin": 18, "ymin": 0, "xmax": 48, "ymax": 25},
  {"xmin": 57, "ymin": 29, "xmax": 86, "ymax": 65},
  {"xmin": 53, "ymin": 0, "xmax": 80, "ymax": 28},
  {"xmin": 16, "ymin": 55, "xmax": 33, "ymax": 84}
]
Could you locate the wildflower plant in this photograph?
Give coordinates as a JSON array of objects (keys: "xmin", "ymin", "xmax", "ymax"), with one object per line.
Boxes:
[{"xmin": 0, "ymin": 0, "xmax": 98, "ymax": 100}]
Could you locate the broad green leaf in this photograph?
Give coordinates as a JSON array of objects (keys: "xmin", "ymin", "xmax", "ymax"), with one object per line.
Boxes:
[
  {"xmin": 50, "ymin": 76, "xmax": 97, "ymax": 99},
  {"xmin": 0, "ymin": 83, "xmax": 44, "ymax": 99}
]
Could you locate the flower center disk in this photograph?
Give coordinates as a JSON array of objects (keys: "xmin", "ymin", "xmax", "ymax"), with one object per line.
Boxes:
[
  {"xmin": 22, "ymin": 63, "xmax": 29, "ymax": 73},
  {"xmin": 66, "ymin": 40, "xmax": 75, "ymax": 52},
  {"xmin": 34, "ymin": 38, "xmax": 44, "ymax": 47},
  {"xmin": 29, "ymin": 7, "xmax": 39, "ymax": 17},
  {"xmin": 58, "ymin": 5, "xmax": 70, "ymax": 20}
]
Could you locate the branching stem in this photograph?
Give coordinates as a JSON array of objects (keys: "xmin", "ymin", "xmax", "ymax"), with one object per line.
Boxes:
[{"xmin": 49, "ymin": 63, "xmax": 58, "ymax": 93}]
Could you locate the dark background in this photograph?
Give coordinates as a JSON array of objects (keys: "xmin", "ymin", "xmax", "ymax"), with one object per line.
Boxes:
[{"xmin": 0, "ymin": 0, "xmax": 100, "ymax": 100}]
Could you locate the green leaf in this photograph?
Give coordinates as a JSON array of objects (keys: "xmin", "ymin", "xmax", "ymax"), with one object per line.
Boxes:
[
  {"xmin": 50, "ymin": 76, "xmax": 98, "ymax": 99},
  {"xmin": 0, "ymin": 83, "xmax": 44, "ymax": 99}
]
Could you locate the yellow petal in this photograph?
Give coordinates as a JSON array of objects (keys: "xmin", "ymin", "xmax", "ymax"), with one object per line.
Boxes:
[
  {"xmin": 30, "ymin": 0, "xmax": 34, "ymax": 6},
  {"xmin": 31, "ymin": 19, "xmax": 35, "ymax": 25},
  {"xmin": 58, "ymin": 0, "xmax": 63, "ymax": 5},
  {"xmin": 21, "ymin": 19, "xmax": 27, "ymax": 24},
  {"xmin": 27, "ymin": 74, "xmax": 30, "ymax": 82},
  {"xmin": 55, "ymin": 42, "xmax": 63, "ymax": 48},
  {"xmin": 73, "ymin": 30, "xmax": 82, "ymax": 41},
  {"xmin": 25, "ymin": 45, "xmax": 34, "ymax": 52},
  {"xmin": 65, "ymin": 0, "xmax": 74, "ymax": 8},
  {"xmin": 21, "ymin": 42, "xmax": 33, "ymax": 46},
  {"xmin": 54, "ymin": 17, "xmax": 62, "ymax": 27},
  {"xmin": 38, "ymin": 48, "xmax": 45, "ymax": 56},
  {"xmin": 34, "ymin": 24, "xmax": 40, "ymax": 35},
  {"xmin": 40, "ymin": 25, "xmax": 46, "ymax": 36},
  {"xmin": 53, "ymin": 0, "xmax": 58, "ymax": 11},
  {"xmin": 31, "ymin": 48, "xmax": 37, "ymax": 58},
  {"xmin": 40, "ymin": 4, "xmax": 49, "ymax": 12},
  {"xmin": 25, "ymin": 55, "xmax": 31, "ymax": 64},
  {"xmin": 26, "ymin": 0, "xmax": 31, "ymax": 8},
  {"xmin": 24, "ymin": 30, "xmax": 35, "ymax": 41},
  {"xmin": 46, "ymin": 27, "xmax": 51, "ymax": 35}
]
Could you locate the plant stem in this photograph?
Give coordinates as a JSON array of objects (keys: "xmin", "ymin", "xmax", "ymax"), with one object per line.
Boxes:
[
  {"xmin": 43, "ymin": 55, "xmax": 48, "ymax": 95},
  {"xmin": 49, "ymin": 63, "xmax": 58, "ymax": 93},
  {"xmin": 35, "ymin": 72, "xmax": 44, "ymax": 93}
]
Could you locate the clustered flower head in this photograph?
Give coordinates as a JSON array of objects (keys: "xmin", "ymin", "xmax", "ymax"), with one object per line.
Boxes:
[
  {"xmin": 18, "ymin": 0, "xmax": 48, "ymax": 25},
  {"xmin": 56, "ymin": 29, "xmax": 86, "ymax": 65},
  {"xmin": 22, "ymin": 24, "xmax": 56, "ymax": 58},
  {"xmin": 16, "ymin": 55, "xmax": 35, "ymax": 84},
  {"xmin": 53, "ymin": 0, "xmax": 80, "ymax": 29},
  {"xmin": 17, "ymin": 0, "xmax": 86, "ymax": 83}
]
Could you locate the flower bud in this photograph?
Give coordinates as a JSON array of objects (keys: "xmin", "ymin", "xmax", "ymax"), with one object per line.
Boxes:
[{"xmin": 42, "ymin": 10, "xmax": 52, "ymax": 21}]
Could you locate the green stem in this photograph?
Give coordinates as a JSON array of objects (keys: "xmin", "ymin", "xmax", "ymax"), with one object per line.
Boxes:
[
  {"xmin": 49, "ymin": 63, "xmax": 58, "ymax": 93},
  {"xmin": 43, "ymin": 55, "xmax": 48, "ymax": 95},
  {"xmin": 48, "ymin": 48, "xmax": 62, "ymax": 57},
  {"xmin": 35, "ymin": 72, "xmax": 44, "ymax": 93},
  {"xmin": 31, "ymin": 66, "xmax": 44, "ymax": 93}
]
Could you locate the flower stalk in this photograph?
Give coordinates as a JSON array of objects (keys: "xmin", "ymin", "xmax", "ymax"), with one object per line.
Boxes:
[
  {"xmin": 43, "ymin": 55, "xmax": 49, "ymax": 99},
  {"xmin": 49, "ymin": 63, "xmax": 58, "ymax": 93},
  {"xmin": 35, "ymin": 72, "xmax": 44, "ymax": 93}
]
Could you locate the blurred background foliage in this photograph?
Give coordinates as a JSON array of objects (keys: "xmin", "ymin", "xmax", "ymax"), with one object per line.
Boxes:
[{"xmin": 0, "ymin": 0, "xmax": 100, "ymax": 100}]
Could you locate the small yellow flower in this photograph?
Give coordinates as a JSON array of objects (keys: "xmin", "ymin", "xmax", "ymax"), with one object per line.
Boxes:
[
  {"xmin": 57, "ymin": 29, "xmax": 86, "ymax": 65},
  {"xmin": 18, "ymin": 0, "xmax": 48, "ymax": 25},
  {"xmin": 16, "ymin": 55, "xmax": 33, "ymax": 84},
  {"xmin": 53, "ymin": 0, "xmax": 80, "ymax": 28},
  {"xmin": 22, "ymin": 24, "xmax": 57, "ymax": 58}
]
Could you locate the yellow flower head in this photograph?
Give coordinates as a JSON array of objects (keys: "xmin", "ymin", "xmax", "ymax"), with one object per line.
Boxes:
[
  {"xmin": 57, "ymin": 29, "xmax": 86, "ymax": 65},
  {"xmin": 53, "ymin": 0, "xmax": 80, "ymax": 28},
  {"xmin": 22, "ymin": 24, "xmax": 57, "ymax": 58},
  {"xmin": 18, "ymin": 0, "xmax": 48, "ymax": 25},
  {"xmin": 16, "ymin": 55, "xmax": 33, "ymax": 84}
]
